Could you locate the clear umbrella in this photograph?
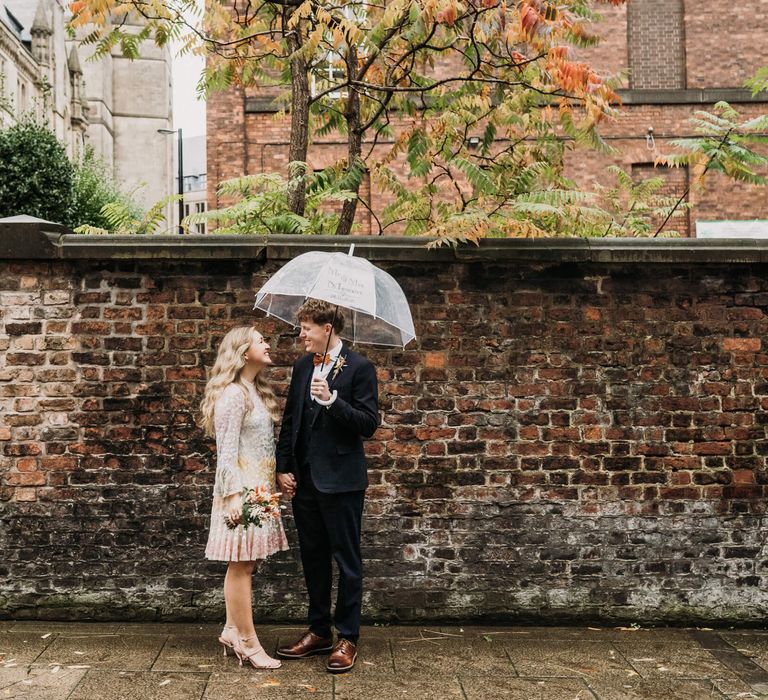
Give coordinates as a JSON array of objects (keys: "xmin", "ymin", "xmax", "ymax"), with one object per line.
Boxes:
[{"xmin": 254, "ymin": 246, "xmax": 416, "ymax": 348}]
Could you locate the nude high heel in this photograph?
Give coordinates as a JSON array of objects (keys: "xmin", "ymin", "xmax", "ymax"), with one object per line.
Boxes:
[
  {"xmin": 218, "ymin": 625, "xmax": 239, "ymax": 657},
  {"xmin": 234, "ymin": 635, "xmax": 282, "ymax": 670}
]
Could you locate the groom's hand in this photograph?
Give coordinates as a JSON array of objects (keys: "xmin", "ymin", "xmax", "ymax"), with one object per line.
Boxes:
[
  {"xmin": 310, "ymin": 377, "xmax": 331, "ymax": 402},
  {"xmin": 277, "ymin": 472, "xmax": 297, "ymax": 500}
]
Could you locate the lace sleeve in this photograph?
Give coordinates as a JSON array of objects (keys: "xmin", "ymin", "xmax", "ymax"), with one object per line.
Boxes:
[{"xmin": 213, "ymin": 386, "xmax": 246, "ymax": 498}]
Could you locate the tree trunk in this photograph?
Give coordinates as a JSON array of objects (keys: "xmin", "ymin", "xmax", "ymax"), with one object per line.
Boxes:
[
  {"xmin": 336, "ymin": 45, "xmax": 362, "ymax": 237},
  {"xmin": 286, "ymin": 32, "xmax": 310, "ymax": 216}
]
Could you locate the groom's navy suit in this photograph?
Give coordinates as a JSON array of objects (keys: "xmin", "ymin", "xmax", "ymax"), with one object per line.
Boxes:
[{"xmin": 276, "ymin": 345, "xmax": 379, "ymax": 642}]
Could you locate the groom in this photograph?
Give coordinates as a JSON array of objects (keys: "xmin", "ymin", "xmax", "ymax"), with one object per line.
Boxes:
[{"xmin": 275, "ymin": 298, "xmax": 379, "ymax": 673}]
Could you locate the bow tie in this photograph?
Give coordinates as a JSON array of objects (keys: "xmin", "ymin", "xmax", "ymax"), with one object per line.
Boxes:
[{"xmin": 313, "ymin": 353, "xmax": 333, "ymax": 367}]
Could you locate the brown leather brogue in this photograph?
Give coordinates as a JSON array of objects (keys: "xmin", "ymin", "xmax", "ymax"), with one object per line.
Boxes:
[
  {"xmin": 326, "ymin": 638, "xmax": 358, "ymax": 673},
  {"xmin": 276, "ymin": 631, "xmax": 334, "ymax": 659}
]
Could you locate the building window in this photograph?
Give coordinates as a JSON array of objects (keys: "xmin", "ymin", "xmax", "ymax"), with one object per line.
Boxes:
[
  {"xmin": 310, "ymin": 4, "xmax": 366, "ymax": 99},
  {"xmin": 195, "ymin": 202, "xmax": 206, "ymax": 235},
  {"xmin": 627, "ymin": 0, "xmax": 686, "ymax": 90}
]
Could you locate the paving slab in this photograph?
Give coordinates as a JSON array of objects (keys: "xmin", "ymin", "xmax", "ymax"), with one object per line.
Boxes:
[
  {"xmin": 334, "ymin": 675, "xmax": 465, "ymax": 699},
  {"xmin": 720, "ymin": 632, "xmax": 768, "ymax": 671},
  {"xmin": 611, "ymin": 637, "xmax": 735, "ymax": 680},
  {"xmin": 6, "ymin": 622, "xmax": 122, "ymax": 635},
  {"xmin": 116, "ymin": 623, "xmax": 220, "ymax": 636},
  {"xmin": 150, "ymin": 634, "xmax": 234, "ymax": 673},
  {"xmin": 68, "ymin": 670, "xmax": 208, "ymax": 700},
  {"xmin": 0, "ymin": 632, "xmax": 55, "ymax": 665},
  {"xmin": 584, "ymin": 673, "xmax": 727, "ymax": 700},
  {"xmin": 0, "ymin": 665, "xmax": 88, "ymax": 699},
  {"xmin": 460, "ymin": 676, "xmax": 595, "ymax": 699},
  {"xmin": 505, "ymin": 639, "xmax": 631, "ymax": 679},
  {"xmin": 33, "ymin": 634, "xmax": 168, "ymax": 672},
  {"xmin": 203, "ymin": 670, "xmax": 333, "ymax": 699},
  {"xmin": 392, "ymin": 634, "xmax": 515, "ymax": 676}
]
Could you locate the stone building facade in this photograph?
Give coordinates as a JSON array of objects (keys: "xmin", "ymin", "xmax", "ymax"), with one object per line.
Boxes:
[
  {"xmin": 206, "ymin": 1, "xmax": 768, "ymax": 237},
  {"xmin": 0, "ymin": 0, "xmax": 174, "ymax": 222}
]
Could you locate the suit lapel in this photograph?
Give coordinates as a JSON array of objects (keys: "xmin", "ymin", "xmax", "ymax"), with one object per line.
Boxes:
[
  {"xmin": 327, "ymin": 345, "xmax": 349, "ymax": 390},
  {"xmin": 293, "ymin": 355, "xmax": 314, "ymax": 437}
]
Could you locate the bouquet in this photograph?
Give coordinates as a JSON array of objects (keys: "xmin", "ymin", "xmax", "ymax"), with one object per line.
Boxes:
[{"xmin": 224, "ymin": 485, "xmax": 285, "ymax": 530}]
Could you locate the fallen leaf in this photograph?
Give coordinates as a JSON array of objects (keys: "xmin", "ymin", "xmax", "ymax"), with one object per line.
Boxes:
[
  {"xmin": 258, "ymin": 680, "xmax": 281, "ymax": 687},
  {"xmin": 298, "ymin": 685, "xmax": 317, "ymax": 692},
  {"xmin": 41, "ymin": 634, "xmax": 52, "ymax": 639},
  {"xmin": 158, "ymin": 680, "xmax": 172, "ymax": 687},
  {"xmin": 51, "ymin": 666, "xmax": 61, "ymax": 674},
  {"xmin": 73, "ymin": 651, "xmax": 85, "ymax": 655},
  {"xmin": 483, "ymin": 635, "xmax": 493, "ymax": 642},
  {"xmin": 588, "ymin": 627, "xmax": 602, "ymax": 631},
  {"xmin": 363, "ymin": 661, "xmax": 375, "ymax": 666}
]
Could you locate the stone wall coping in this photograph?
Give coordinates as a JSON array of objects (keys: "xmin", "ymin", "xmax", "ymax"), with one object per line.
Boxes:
[
  {"xmin": 246, "ymin": 89, "xmax": 767, "ymax": 113},
  {"xmin": 3, "ymin": 220, "xmax": 768, "ymax": 263},
  {"xmin": 617, "ymin": 88, "xmax": 767, "ymax": 105}
]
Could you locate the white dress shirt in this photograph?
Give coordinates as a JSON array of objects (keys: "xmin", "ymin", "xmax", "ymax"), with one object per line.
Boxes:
[{"xmin": 311, "ymin": 340, "xmax": 342, "ymax": 406}]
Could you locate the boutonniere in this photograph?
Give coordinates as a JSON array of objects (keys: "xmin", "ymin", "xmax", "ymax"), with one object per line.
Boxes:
[{"xmin": 332, "ymin": 355, "xmax": 347, "ymax": 380}]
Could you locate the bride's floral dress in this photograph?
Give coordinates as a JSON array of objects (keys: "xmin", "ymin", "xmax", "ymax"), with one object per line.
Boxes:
[{"xmin": 205, "ymin": 382, "xmax": 289, "ymax": 561}]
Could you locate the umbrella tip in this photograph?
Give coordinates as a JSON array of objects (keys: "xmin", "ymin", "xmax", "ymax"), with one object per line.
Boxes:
[{"xmin": 348, "ymin": 244, "xmax": 355, "ymax": 257}]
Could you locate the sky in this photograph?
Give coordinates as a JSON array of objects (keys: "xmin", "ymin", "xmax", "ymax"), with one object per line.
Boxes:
[{"xmin": 172, "ymin": 49, "xmax": 206, "ymax": 138}]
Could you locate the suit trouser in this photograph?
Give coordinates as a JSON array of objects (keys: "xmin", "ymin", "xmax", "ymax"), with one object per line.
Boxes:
[{"xmin": 292, "ymin": 469, "xmax": 365, "ymax": 641}]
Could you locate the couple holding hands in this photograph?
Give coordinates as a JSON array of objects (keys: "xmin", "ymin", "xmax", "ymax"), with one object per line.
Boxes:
[{"xmin": 199, "ymin": 299, "xmax": 379, "ymax": 673}]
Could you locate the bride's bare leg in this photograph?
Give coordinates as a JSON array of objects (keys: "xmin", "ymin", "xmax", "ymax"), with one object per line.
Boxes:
[
  {"xmin": 225, "ymin": 561, "xmax": 280, "ymax": 668},
  {"xmin": 223, "ymin": 565, "xmax": 241, "ymax": 630},
  {"xmin": 225, "ymin": 561, "xmax": 257, "ymax": 636}
]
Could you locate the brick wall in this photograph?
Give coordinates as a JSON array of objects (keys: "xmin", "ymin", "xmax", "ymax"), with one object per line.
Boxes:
[
  {"xmin": 685, "ymin": 1, "xmax": 768, "ymax": 89},
  {"xmin": 627, "ymin": 0, "xmax": 686, "ymax": 90},
  {"xmin": 2, "ymin": 234, "xmax": 768, "ymax": 624}
]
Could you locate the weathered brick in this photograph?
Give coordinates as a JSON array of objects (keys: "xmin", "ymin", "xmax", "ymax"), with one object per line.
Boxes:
[
  {"xmin": 723, "ymin": 338, "xmax": 761, "ymax": 352},
  {"xmin": 3, "ymin": 255, "xmax": 768, "ymax": 625}
]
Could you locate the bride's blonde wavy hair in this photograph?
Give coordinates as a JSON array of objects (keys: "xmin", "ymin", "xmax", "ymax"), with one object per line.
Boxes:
[{"xmin": 199, "ymin": 326, "xmax": 280, "ymax": 437}]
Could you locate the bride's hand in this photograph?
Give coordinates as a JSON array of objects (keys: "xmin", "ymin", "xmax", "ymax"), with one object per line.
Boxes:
[
  {"xmin": 224, "ymin": 493, "xmax": 243, "ymax": 524},
  {"xmin": 277, "ymin": 473, "xmax": 296, "ymax": 500}
]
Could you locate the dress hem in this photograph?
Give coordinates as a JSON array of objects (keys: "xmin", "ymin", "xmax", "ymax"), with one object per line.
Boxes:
[{"xmin": 205, "ymin": 542, "xmax": 290, "ymax": 563}]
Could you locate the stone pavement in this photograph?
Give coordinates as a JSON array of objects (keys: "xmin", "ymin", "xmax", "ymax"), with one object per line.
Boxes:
[{"xmin": 2, "ymin": 621, "xmax": 768, "ymax": 699}]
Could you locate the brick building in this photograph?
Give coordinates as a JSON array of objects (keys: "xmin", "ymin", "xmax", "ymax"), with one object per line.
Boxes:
[{"xmin": 206, "ymin": 1, "xmax": 768, "ymax": 236}]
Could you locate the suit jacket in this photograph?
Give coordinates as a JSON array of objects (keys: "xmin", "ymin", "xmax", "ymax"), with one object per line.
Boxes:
[{"xmin": 276, "ymin": 345, "xmax": 379, "ymax": 493}]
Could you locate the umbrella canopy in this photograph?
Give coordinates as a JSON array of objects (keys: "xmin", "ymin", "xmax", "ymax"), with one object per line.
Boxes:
[{"xmin": 254, "ymin": 249, "xmax": 416, "ymax": 348}]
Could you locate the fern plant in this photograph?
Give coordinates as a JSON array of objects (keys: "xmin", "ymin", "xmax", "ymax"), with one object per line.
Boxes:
[
  {"xmin": 182, "ymin": 163, "xmax": 356, "ymax": 235},
  {"xmin": 73, "ymin": 192, "xmax": 181, "ymax": 234},
  {"xmin": 654, "ymin": 102, "xmax": 768, "ymax": 235},
  {"xmin": 595, "ymin": 166, "xmax": 688, "ymax": 238}
]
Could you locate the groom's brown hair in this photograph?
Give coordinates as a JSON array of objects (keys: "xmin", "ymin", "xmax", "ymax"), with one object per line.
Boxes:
[{"xmin": 297, "ymin": 298, "xmax": 345, "ymax": 334}]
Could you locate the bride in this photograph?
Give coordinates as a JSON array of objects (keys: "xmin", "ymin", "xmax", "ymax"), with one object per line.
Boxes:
[{"xmin": 199, "ymin": 325, "xmax": 289, "ymax": 669}]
